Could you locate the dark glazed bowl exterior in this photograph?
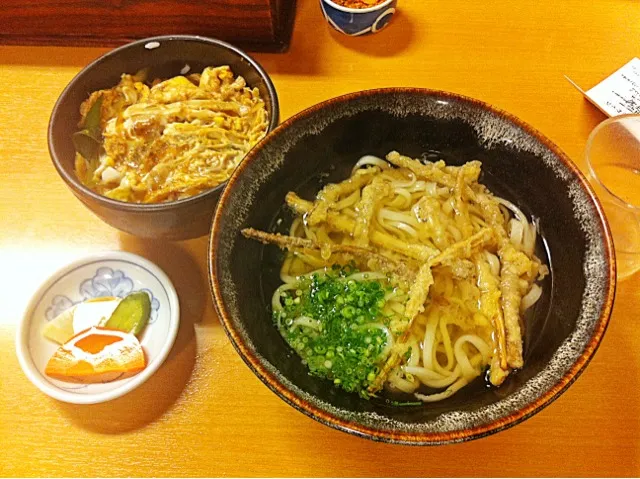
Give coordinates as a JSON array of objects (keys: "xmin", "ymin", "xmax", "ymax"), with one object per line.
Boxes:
[
  {"xmin": 49, "ymin": 35, "xmax": 279, "ymax": 240},
  {"xmin": 209, "ymin": 89, "xmax": 616, "ymax": 444}
]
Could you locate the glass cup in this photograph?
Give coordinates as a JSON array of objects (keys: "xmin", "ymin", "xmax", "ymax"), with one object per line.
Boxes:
[{"xmin": 585, "ymin": 114, "xmax": 640, "ymax": 280}]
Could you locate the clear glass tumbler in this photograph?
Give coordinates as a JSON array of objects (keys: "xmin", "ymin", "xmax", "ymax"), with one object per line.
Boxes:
[{"xmin": 586, "ymin": 114, "xmax": 640, "ymax": 280}]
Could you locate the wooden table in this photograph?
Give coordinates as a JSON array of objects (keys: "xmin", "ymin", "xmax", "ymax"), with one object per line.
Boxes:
[{"xmin": 1, "ymin": 1, "xmax": 638, "ymax": 476}]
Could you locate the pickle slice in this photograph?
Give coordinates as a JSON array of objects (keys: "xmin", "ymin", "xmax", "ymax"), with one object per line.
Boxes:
[{"xmin": 104, "ymin": 292, "xmax": 151, "ymax": 336}]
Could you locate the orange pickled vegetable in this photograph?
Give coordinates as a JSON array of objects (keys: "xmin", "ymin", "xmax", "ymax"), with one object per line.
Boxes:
[{"xmin": 45, "ymin": 326, "xmax": 146, "ymax": 383}]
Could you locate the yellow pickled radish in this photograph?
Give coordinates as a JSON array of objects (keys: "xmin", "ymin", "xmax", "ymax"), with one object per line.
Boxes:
[
  {"xmin": 42, "ymin": 296, "xmax": 120, "ymax": 345},
  {"xmin": 42, "ymin": 305, "xmax": 76, "ymax": 345}
]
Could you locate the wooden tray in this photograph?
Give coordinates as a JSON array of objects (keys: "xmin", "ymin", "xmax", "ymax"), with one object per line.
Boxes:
[{"xmin": 0, "ymin": 0, "xmax": 297, "ymax": 52}]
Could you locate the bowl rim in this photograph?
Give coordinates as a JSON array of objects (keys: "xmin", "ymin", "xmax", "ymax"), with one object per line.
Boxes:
[
  {"xmin": 15, "ymin": 250, "xmax": 180, "ymax": 405},
  {"xmin": 322, "ymin": 0, "xmax": 395, "ymax": 14},
  {"xmin": 47, "ymin": 34, "xmax": 280, "ymax": 213},
  {"xmin": 208, "ymin": 87, "xmax": 616, "ymax": 445}
]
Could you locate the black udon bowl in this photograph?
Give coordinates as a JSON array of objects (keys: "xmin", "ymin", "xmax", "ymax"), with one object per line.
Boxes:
[
  {"xmin": 209, "ymin": 89, "xmax": 615, "ymax": 444},
  {"xmin": 49, "ymin": 35, "xmax": 279, "ymax": 240}
]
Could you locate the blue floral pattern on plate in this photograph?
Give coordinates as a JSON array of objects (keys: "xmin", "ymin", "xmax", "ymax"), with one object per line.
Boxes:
[{"xmin": 45, "ymin": 267, "xmax": 160, "ymax": 323}]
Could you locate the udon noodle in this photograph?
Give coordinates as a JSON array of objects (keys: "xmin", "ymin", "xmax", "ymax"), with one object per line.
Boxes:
[{"xmin": 243, "ymin": 151, "xmax": 548, "ymax": 402}]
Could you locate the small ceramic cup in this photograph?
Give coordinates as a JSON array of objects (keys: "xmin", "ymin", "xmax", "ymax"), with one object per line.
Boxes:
[
  {"xmin": 16, "ymin": 251, "xmax": 180, "ymax": 404},
  {"xmin": 320, "ymin": 0, "xmax": 398, "ymax": 36}
]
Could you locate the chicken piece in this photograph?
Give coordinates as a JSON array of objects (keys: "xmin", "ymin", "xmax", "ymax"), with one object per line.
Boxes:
[
  {"xmin": 201, "ymin": 66, "xmax": 253, "ymax": 101},
  {"xmin": 199, "ymin": 66, "xmax": 236, "ymax": 94}
]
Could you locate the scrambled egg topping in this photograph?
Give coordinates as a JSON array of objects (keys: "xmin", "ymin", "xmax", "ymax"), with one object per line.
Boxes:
[{"xmin": 74, "ymin": 66, "xmax": 269, "ymax": 203}]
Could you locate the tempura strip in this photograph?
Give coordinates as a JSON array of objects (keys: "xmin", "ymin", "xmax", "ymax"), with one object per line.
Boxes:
[
  {"xmin": 285, "ymin": 191, "xmax": 314, "ymax": 215},
  {"xmin": 386, "ymin": 151, "xmax": 457, "ymax": 188},
  {"xmin": 498, "ymin": 245, "xmax": 534, "ymax": 369},
  {"xmin": 367, "ymin": 227, "xmax": 496, "ymax": 393},
  {"xmin": 306, "ymin": 170, "xmax": 376, "ymax": 226},
  {"xmin": 476, "ymin": 193, "xmax": 530, "ymax": 368},
  {"xmin": 367, "ymin": 263, "xmax": 434, "ymax": 393},
  {"xmin": 286, "ymin": 193, "xmax": 439, "ymax": 262},
  {"xmin": 453, "ymin": 163, "xmax": 481, "ymax": 238},
  {"xmin": 353, "ymin": 178, "xmax": 393, "ymax": 246},
  {"xmin": 477, "ymin": 192, "xmax": 508, "ymax": 240},
  {"xmin": 386, "ymin": 151, "xmax": 480, "ymax": 203},
  {"xmin": 240, "ymin": 228, "xmax": 417, "ymax": 282},
  {"xmin": 475, "ymin": 255, "xmax": 509, "ymax": 384},
  {"xmin": 429, "ymin": 227, "xmax": 495, "ymax": 266}
]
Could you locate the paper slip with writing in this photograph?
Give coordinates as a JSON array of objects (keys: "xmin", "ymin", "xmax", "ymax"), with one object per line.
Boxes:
[{"xmin": 566, "ymin": 58, "xmax": 640, "ymax": 117}]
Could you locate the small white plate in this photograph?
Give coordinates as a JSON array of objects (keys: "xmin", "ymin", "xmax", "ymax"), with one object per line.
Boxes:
[{"xmin": 16, "ymin": 251, "xmax": 180, "ymax": 404}]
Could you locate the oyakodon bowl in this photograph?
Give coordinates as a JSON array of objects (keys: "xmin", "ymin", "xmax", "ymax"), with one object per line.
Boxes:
[
  {"xmin": 209, "ymin": 89, "xmax": 615, "ymax": 444},
  {"xmin": 48, "ymin": 35, "xmax": 279, "ymax": 240}
]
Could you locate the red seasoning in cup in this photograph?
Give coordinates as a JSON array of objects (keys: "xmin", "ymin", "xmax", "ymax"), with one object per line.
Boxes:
[{"xmin": 331, "ymin": 0, "xmax": 386, "ymax": 8}]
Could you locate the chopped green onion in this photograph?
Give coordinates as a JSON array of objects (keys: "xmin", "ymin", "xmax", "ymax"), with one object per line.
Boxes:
[{"xmin": 273, "ymin": 264, "xmax": 396, "ymax": 396}]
